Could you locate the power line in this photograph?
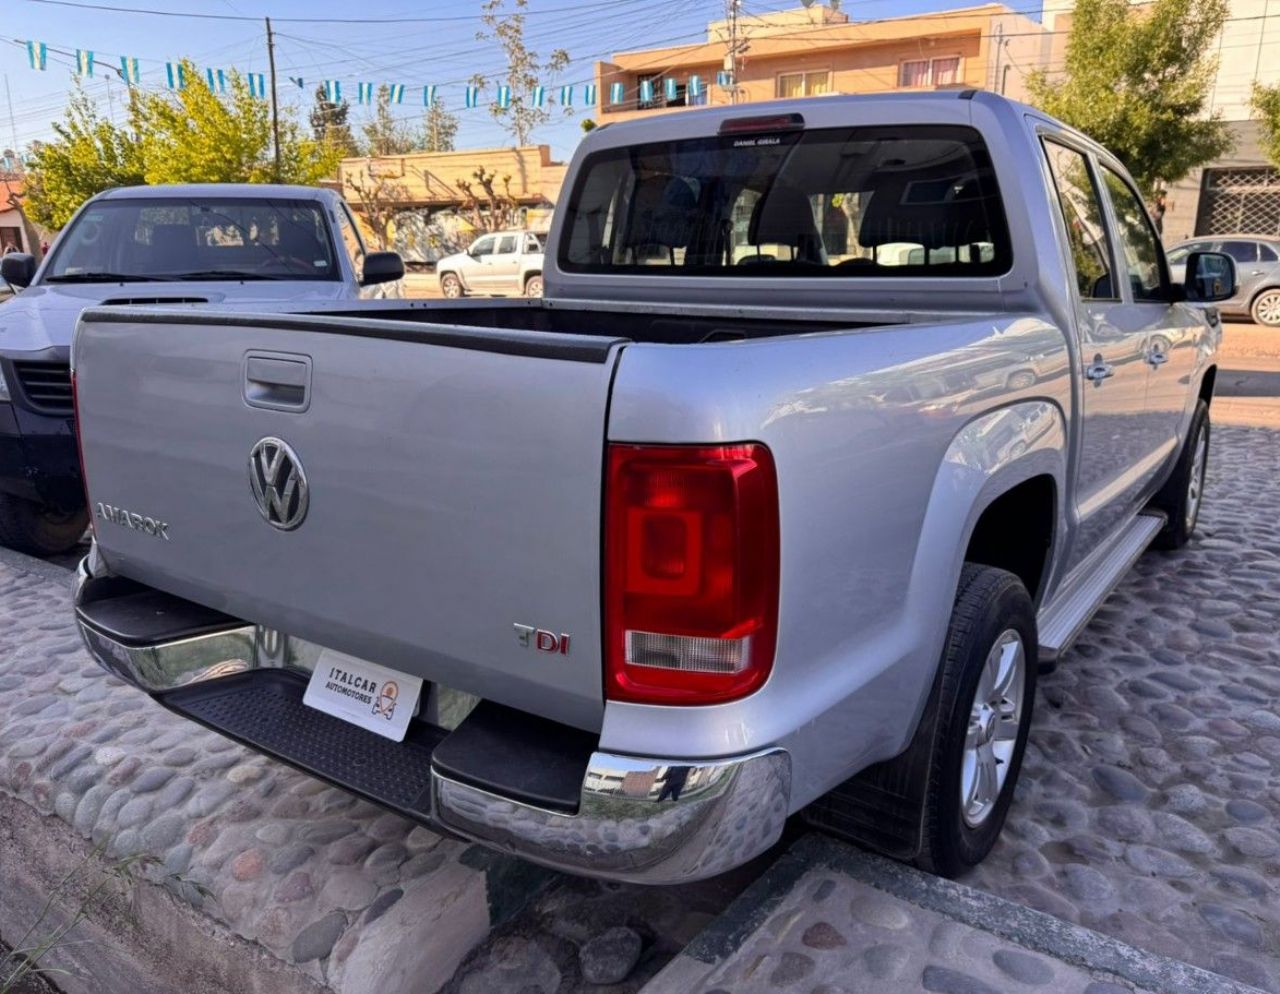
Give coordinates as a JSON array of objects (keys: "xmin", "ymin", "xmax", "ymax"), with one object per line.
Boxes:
[{"xmin": 20, "ymin": 0, "xmax": 652, "ymax": 26}]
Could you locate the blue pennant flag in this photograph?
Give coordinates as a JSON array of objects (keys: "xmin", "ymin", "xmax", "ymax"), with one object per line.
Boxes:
[
  {"xmin": 532, "ymin": 85, "xmax": 546, "ymax": 108},
  {"xmin": 76, "ymin": 50, "xmax": 94, "ymax": 78},
  {"xmin": 323, "ymin": 79, "xmax": 342, "ymax": 103},
  {"xmin": 423, "ymin": 84, "xmax": 437, "ymax": 106},
  {"xmin": 388, "ymin": 83, "xmax": 405, "ymax": 104},
  {"xmin": 247, "ymin": 72, "xmax": 267, "ymax": 98},
  {"xmin": 27, "ymin": 41, "xmax": 47, "ymax": 71},
  {"xmin": 639, "ymin": 79, "xmax": 654, "ymax": 104},
  {"xmin": 558, "ymin": 84, "xmax": 573, "ymax": 106},
  {"xmin": 583, "ymin": 83, "xmax": 597, "ymax": 105},
  {"xmin": 609, "ymin": 81, "xmax": 624, "ymax": 105},
  {"xmin": 357, "ymin": 82, "xmax": 374, "ymax": 105},
  {"xmin": 464, "ymin": 85, "xmax": 480, "ymax": 109},
  {"xmin": 496, "ymin": 85, "xmax": 512, "ymax": 108},
  {"xmin": 716, "ymin": 70, "xmax": 733, "ymax": 88},
  {"xmin": 665, "ymin": 77, "xmax": 678, "ymax": 101},
  {"xmin": 120, "ymin": 56, "xmax": 140, "ymax": 85},
  {"xmin": 688, "ymin": 74, "xmax": 703, "ymax": 98},
  {"xmin": 206, "ymin": 67, "xmax": 226, "ymax": 93},
  {"xmin": 166, "ymin": 62, "xmax": 186, "ymax": 90}
]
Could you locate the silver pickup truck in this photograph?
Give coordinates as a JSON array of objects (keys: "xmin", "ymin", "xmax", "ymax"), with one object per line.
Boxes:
[{"xmin": 71, "ymin": 92, "xmax": 1232, "ymax": 883}]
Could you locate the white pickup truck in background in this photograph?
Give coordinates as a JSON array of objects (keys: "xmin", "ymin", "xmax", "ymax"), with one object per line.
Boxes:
[{"xmin": 435, "ymin": 230, "xmax": 545, "ymax": 298}]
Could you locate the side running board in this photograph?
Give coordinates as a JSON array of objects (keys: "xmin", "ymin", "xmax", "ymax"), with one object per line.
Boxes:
[{"xmin": 1037, "ymin": 511, "xmax": 1165, "ymax": 662}]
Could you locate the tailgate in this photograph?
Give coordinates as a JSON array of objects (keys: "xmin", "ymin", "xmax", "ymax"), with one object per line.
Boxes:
[{"xmin": 74, "ymin": 309, "xmax": 625, "ymax": 730}]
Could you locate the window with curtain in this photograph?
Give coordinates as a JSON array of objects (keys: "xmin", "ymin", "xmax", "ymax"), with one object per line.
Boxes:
[
  {"xmin": 899, "ymin": 60, "xmax": 930, "ymax": 87},
  {"xmin": 931, "ymin": 57, "xmax": 960, "ymax": 85},
  {"xmin": 777, "ymin": 70, "xmax": 831, "ymax": 98}
]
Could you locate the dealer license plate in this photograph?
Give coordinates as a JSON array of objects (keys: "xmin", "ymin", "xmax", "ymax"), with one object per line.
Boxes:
[{"xmin": 302, "ymin": 648, "xmax": 424, "ymax": 743}]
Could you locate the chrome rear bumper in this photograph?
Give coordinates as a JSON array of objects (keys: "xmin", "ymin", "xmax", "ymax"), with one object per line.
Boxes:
[{"xmin": 75, "ymin": 556, "xmax": 790, "ymax": 883}]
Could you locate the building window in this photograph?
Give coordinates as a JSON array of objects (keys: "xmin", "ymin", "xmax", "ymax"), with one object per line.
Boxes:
[
  {"xmin": 899, "ymin": 56, "xmax": 962, "ymax": 88},
  {"xmin": 777, "ymin": 70, "xmax": 831, "ymax": 99}
]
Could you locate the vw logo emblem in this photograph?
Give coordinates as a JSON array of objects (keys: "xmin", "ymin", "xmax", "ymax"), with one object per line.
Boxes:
[{"xmin": 248, "ymin": 437, "xmax": 309, "ymax": 530}]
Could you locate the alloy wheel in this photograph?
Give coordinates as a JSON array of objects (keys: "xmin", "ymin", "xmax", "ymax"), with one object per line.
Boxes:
[{"xmin": 961, "ymin": 629, "xmax": 1026, "ymax": 828}]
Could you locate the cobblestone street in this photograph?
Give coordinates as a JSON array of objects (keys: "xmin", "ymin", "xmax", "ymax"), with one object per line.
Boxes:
[{"xmin": 968, "ymin": 424, "xmax": 1280, "ymax": 991}]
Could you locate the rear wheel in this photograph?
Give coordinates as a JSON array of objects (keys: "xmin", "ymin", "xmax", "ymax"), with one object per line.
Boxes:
[
  {"xmin": 1251, "ymin": 288, "xmax": 1280, "ymax": 326},
  {"xmin": 916, "ymin": 564, "xmax": 1037, "ymax": 877},
  {"xmin": 524, "ymin": 274, "xmax": 544, "ymax": 298},
  {"xmin": 1151, "ymin": 399, "xmax": 1209, "ymax": 550},
  {"xmin": 0, "ymin": 494, "xmax": 89, "ymax": 556},
  {"xmin": 440, "ymin": 273, "xmax": 464, "ymax": 299}
]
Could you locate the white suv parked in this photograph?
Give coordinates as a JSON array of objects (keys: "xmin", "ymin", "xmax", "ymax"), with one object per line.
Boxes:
[{"xmin": 436, "ymin": 230, "xmax": 544, "ymax": 298}]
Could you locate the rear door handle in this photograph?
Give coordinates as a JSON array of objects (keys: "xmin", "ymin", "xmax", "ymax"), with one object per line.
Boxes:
[
  {"xmin": 1085, "ymin": 356, "xmax": 1115, "ymax": 384},
  {"xmin": 244, "ymin": 352, "xmax": 311, "ymax": 411}
]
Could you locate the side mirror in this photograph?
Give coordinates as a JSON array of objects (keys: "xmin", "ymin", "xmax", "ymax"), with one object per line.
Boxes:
[
  {"xmin": 360, "ymin": 251, "xmax": 404, "ymax": 287},
  {"xmin": 1184, "ymin": 251, "xmax": 1236, "ymax": 303},
  {"xmin": 1, "ymin": 252, "xmax": 36, "ymax": 289}
]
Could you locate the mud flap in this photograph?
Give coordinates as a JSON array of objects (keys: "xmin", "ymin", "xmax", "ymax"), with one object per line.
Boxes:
[{"xmin": 800, "ymin": 666, "xmax": 944, "ymax": 861}]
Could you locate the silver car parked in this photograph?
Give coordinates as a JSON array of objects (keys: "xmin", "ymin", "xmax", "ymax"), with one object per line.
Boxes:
[{"xmin": 1167, "ymin": 235, "xmax": 1280, "ymax": 325}]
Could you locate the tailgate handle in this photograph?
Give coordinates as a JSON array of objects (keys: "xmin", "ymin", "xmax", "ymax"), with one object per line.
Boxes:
[{"xmin": 244, "ymin": 354, "xmax": 311, "ymax": 412}]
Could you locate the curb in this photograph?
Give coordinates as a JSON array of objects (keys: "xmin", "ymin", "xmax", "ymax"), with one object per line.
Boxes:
[{"xmin": 647, "ymin": 834, "xmax": 1268, "ymax": 994}]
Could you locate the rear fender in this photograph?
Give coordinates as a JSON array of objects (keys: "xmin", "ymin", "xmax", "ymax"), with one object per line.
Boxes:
[{"xmin": 893, "ymin": 400, "xmax": 1067, "ymax": 754}]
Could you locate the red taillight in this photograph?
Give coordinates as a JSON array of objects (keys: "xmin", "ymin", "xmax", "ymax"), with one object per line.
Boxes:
[{"xmin": 605, "ymin": 443, "xmax": 780, "ymax": 705}]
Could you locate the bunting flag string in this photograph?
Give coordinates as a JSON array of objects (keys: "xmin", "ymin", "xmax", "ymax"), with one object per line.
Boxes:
[{"xmin": 18, "ymin": 34, "xmax": 717, "ymax": 116}]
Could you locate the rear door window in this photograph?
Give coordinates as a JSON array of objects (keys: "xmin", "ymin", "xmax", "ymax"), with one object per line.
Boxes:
[
  {"xmin": 1220, "ymin": 240, "xmax": 1259, "ymax": 264},
  {"xmin": 560, "ymin": 124, "xmax": 1012, "ymax": 278},
  {"xmin": 496, "ymin": 234, "xmax": 518, "ymax": 255}
]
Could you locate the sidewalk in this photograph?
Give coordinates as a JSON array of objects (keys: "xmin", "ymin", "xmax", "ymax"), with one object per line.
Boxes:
[{"xmin": 646, "ymin": 835, "xmax": 1266, "ymax": 994}]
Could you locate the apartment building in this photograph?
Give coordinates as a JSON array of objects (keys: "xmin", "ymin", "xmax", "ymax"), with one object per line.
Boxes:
[{"xmin": 593, "ymin": 3, "xmax": 1052, "ymax": 124}]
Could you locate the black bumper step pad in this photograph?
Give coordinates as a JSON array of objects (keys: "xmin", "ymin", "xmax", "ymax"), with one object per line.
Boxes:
[{"xmin": 163, "ymin": 670, "xmax": 446, "ymax": 815}]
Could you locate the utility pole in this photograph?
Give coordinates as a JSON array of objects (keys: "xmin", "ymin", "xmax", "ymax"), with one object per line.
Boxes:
[
  {"xmin": 3, "ymin": 75, "xmax": 18, "ymax": 160},
  {"xmin": 265, "ymin": 17, "xmax": 281, "ymax": 181},
  {"xmin": 724, "ymin": 0, "xmax": 743, "ymax": 105}
]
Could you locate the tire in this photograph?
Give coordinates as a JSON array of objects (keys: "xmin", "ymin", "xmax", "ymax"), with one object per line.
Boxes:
[
  {"xmin": 524, "ymin": 274, "xmax": 544, "ymax": 298},
  {"xmin": 439, "ymin": 273, "xmax": 464, "ymax": 299},
  {"xmin": 1251, "ymin": 288, "xmax": 1280, "ymax": 326},
  {"xmin": 915, "ymin": 563, "xmax": 1038, "ymax": 878},
  {"xmin": 0, "ymin": 494, "xmax": 89, "ymax": 556},
  {"xmin": 1151, "ymin": 399, "xmax": 1209, "ymax": 550}
]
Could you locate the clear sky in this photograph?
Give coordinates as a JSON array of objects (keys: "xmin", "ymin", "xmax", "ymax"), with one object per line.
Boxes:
[{"xmin": 0, "ymin": 0, "xmax": 1045, "ymax": 161}]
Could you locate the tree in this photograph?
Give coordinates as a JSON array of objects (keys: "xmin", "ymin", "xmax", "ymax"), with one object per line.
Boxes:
[
  {"xmin": 343, "ymin": 164, "xmax": 411, "ymax": 249},
  {"xmin": 362, "ymin": 85, "xmax": 418, "ymax": 157},
  {"xmin": 131, "ymin": 61, "xmax": 339, "ymax": 186},
  {"xmin": 422, "ymin": 100, "xmax": 459, "ymax": 153},
  {"xmin": 1027, "ymin": 0, "xmax": 1231, "ymax": 196},
  {"xmin": 580, "ymin": 118, "xmax": 597, "ymax": 133},
  {"xmin": 1250, "ymin": 81, "xmax": 1280, "ymax": 170},
  {"xmin": 474, "ymin": 0, "xmax": 570, "ymax": 146},
  {"xmin": 23, "ymin": 82, "xmax": 144, "ymax": 229},
  {"xmin": 310, "ymin": 85, "xmax": 356, "ymax": 156},
  {"xmin": 455, "ymin": 166, "xmax": 518, "ymax": 231}
]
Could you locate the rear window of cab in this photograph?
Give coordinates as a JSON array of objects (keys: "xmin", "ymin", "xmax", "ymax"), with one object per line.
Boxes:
[{"xmin": 559, "ymin": 124, "xmax": 1012, "ymax": 278}]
